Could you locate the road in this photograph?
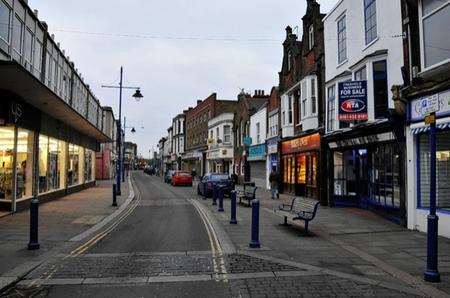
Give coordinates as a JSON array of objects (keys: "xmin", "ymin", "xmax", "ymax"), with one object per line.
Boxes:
[{"xmin": 6, "ymin": 172, "xmax": 422, "ymax": 298}]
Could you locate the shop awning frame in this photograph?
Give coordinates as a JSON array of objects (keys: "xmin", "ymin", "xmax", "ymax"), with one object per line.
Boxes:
[
  {"xmin": 0, "ymin": 61, "xmax": 110, "ymax": 143},
  {"xmin": 410, "ymin": 122, "xmax": 450, "ymax": 135}
]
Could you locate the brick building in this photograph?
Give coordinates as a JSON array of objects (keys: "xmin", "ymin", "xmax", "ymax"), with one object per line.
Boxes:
[
  {"xmin": 184, "ymin": 93, "xmax": 236, "ymax": 176},
  {"xmin": 233, "ymin": 90, "xmax": 269, "ymax": 183}
]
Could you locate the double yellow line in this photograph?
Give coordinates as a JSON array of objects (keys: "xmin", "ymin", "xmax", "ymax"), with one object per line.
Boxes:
[
  {"xmin": 191, "ymin": 199, "xmax": 228, "ymax": 282},
  {"xmin": 69, "ymin": 181, "xmax": 141, "ymax": 257}
]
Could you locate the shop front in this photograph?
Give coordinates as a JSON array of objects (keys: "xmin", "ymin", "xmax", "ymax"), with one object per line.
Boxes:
[
  {"xmin": 248, "ymin": 144, "xmax": 266, "ymax": 189},
  {"xmin": 280, "ymin": 133, "xmax": 321, "ymax": 200},
  {"xmin": 406, "ymin": 89, "xmax": 450, "ymax": 237},
  {"xmin": 266, "ymin": 137, "xmax": 279, "ymax": 189},
  {"xmin": 326, "ymin": 124, "xmax": 405, "ymax": 223},
  {"xmin": 206, "ymin": 145, "xmax": 233, "ymax": 174},
  {"xmin": 182, "ymin": 149, "xmax": 203, "ymax": 176},
  {"xmin": 0, "ymin": 99, "xmax": 100, "ymax": 211}
]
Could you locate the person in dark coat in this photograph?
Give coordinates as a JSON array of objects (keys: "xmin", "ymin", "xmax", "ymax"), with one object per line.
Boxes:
[{"xmin": 269, "ymin": 167, "xmax": 279, "ymax": 199}]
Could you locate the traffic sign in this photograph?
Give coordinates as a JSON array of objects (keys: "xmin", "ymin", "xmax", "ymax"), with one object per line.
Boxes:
[{"xmin": 420, "ymin": 94, "xmax": 439, "ymax": 116}]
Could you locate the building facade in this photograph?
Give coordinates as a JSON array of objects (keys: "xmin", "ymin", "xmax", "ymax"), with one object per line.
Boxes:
[
  {"xmin": 233, "ymin": 90, "xmax": 268, "ymax": 183},
  {"xmin": 323, "ymin": 0, "xmax": 406, "ymax": 223},
  {"xmin": 96, "ymin": 106, "xmax": 117, "ymax": 180},
  {"xmin": 0, "ymin": 0, "xmax": 111, "ymax": 212},
  {"xmin": 249, "ymin": 104, "xmax": 268, "ymax": 189},
  {"xmin": 402, "ymin": 0, "xmax": 450, "ymax": 236},
  {"xmin": 206, "ymin": 113, "xmax": 235, "ymax": 174},
  {"xmin": 171, "ymin": 113, "xmax": 185, "ymax": 170},
  {"xmin": 266, "ymin": 87, "xmax": 281, "ymax": 189}
]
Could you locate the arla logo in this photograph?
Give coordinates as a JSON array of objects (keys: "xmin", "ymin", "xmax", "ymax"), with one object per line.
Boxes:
[{"xmin": 341, "ymin": 99, "xmax": 366, "ymax": 113}]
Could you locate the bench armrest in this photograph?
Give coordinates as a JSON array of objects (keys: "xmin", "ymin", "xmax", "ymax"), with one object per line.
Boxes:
[{"xmin": 278, "ymin": 204, "xmax": 292, "ymax": 211}]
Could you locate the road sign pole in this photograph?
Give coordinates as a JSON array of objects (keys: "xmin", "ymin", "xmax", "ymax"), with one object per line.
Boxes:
[{"xmin": 424, "ymin": 112, "xmax": 440, "ymax": 283}]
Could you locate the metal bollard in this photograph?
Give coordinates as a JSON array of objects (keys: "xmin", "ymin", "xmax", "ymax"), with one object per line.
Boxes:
[
  {"xmin": 230, "ymin": 191, "xmax": 237, "ymax": 224},
  {"xmin": 28, "ymin": 197, "xmax": 40, "ymax": 250},
  {"xmin": 218, "ymin": 186, "xmax": 224, "ymax": 212},
  {"xmin": 249, "ymin": 199, "xmax": 261, "ymax": 248},
  {"xmin": 112, "ymin": 184, "xmax": 118, "ymax": 207},
  {"xmin": 212, "ymin": 184, "xmax": 218, "ymax": 206}
]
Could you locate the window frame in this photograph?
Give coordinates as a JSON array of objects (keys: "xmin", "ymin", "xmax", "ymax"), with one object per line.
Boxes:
[
  {"xmin": 308, "ymin": 25, "xmax": 314, "ymax": 50},
  {"xmin": 418, "ymin": 1, "xmax": 450, "ymax": 72},
  {"xmin": 364, "ymin": 0, "xmax": 378, "ymax": 45},
  {"xmin": 327, "ymin": 85, "xmax": 336, "ymax": 132},
  {"xmin": 0, "ymin": 0, "xmax": 12, "ymax": 44},
  {"xmin": 337, "ymin": 14, "xmax": 347, "ymax": 64},
  {"xmin": 12, "ymin": 14, "xmax": 24, "ymax": 56}
]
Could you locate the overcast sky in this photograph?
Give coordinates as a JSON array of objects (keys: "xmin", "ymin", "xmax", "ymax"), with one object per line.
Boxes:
[{"xmin": 29, "ymin": 0, "xmax": 336, "ymax": 157}]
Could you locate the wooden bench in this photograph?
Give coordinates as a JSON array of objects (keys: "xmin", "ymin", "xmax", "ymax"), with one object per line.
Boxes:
[
  {"xmin": 276, "ymin": 197, "xmax": 320, "ymax": 235},
  {"xmin": 236, "ymin": 182, "xmax": 257, "ymax": 206}
]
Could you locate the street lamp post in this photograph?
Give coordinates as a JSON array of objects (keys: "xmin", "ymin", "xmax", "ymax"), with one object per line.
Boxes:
[{"xmin": 102, "ymin": 66, "xmax": 143, "ymax": 195}]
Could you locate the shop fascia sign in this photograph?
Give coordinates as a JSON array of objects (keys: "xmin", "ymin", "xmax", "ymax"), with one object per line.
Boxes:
[
  {"xmin": 282, "ymin": 133, "xmax": 320, "ymax": 154},
  {"xmin": 410, "ymin": 90, "xmax": 449, "ymax": 122},
  {"xmin": 248, "ymin": 144, "xmax": 266, "ymax": 160},
  {"xmin": 328, "ymin": 132, "xmax": 395, "ymax": 149},
  {"xmin": 338, "ymin": 81, "xmax": 368, "ymax": 121},
  {"xmin": 266, "ymin": 138, "xmax": 279, "ymax": 154}
]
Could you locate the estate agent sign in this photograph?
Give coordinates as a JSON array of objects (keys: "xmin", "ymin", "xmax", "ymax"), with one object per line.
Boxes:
[{"xmin": 338, "ymin": 81, "xmax": 368, "ymax": 121}]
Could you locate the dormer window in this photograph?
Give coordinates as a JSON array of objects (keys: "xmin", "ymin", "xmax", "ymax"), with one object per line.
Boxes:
[{"xmin": 308, "ymin": 25, "xmax": 314, "ymax": 50}]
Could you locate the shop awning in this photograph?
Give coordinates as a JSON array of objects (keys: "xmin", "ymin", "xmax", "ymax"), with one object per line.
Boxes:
[
  {"xmin": 0, "ymin": 61, "xmax": 110, "ymax": 143},
  {"xmin": 410, "ymin": 122, "xmax": 450, "ymax": 134}
]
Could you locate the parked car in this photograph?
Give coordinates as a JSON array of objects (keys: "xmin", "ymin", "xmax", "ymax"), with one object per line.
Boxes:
[
  {"xmin": 164, "ymin": 170, "xmax": 175, "ymax": 183},
  {"xmin": 197, "ymin": 173, "xmax": 233, "ymax": 197},
  {"xmin": 172, "ymin": 171, "xmax": 193, "ymax": 186}
]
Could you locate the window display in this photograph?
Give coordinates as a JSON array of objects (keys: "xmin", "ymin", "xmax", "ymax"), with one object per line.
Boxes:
[
  {"xmin": 16, "ymin": 128, "xmax": 34, "ymax": 200},
  {"xmin": 0, "ymin": 127, "xmax": 14, "ymax": 201},
  {"xmin": 297, "ymin": 154, "xmax": 306, "ymax": 184},
  {"xmin": 39, "ymin": 135, "xmax": 64, "ymax": 193},
  {"xmin": 68, "ymin": 144, "xmax": 80, "ymax": 186},
  {"xmin": 84, "ymin": 149, "xmax": 93, "ymax": 182}
]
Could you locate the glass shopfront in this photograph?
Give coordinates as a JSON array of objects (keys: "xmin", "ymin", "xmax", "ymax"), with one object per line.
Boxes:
[
  {"xmin": 84, "ymin": 149, "xmax": 95, "ymax": 182},
  {"xmin": 281, "ymin": 133, "xmax": 321, "ymax": 199},
  {"xmin": 38, "ymin": 135, "xmax": 65, "ymax": 194},
  {"xmin": 0, "ymin": 127, "xmax": 15, "ymax": 201},
  {"xmin": 331, "ymin": 142, "xmax": 401, "ymax": 214},
  {"xmin": 15, "ymin": 128, "xmax": 34, "ymax": 200},
  {"xmin": 68, "ymin": 144, "xmax": 82, "ymax": 186}
]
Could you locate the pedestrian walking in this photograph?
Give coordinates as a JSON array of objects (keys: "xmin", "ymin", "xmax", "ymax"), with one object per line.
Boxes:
[
  {"xmin": 269, "ymin": 167, "xmax": 279, "ymax": 199},
  {"xmin": 191, "ymin": 168, "xmax": 197, "ymax": 181}
]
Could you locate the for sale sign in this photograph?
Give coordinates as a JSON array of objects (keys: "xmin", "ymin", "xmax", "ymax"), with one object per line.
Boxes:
[{"xmin": 338, "ymin": 81, "xmax": 368, "ymax": 121}]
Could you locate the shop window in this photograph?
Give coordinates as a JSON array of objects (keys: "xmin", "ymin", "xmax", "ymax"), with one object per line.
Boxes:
[
  {"xmin": 418, "ymin": 131, "xmax": 450, "ymax": 211},
  {"xmin": 0, "ymin": 127, "xmax": 15, "ymax": 201},
  {"xmin": 38, "ymin": 135, "xmax": 49, "ymax": 193},
  {"xmin": 68, "ymin": 144, "xmax": 80, "ymax": 186},
  {"xmin": 373, "ymin": 60, "xmax": 388, "ymax": 119},
  {"xmin": 39, "ymin": 135, "xmax": 64, "ymax": 193},
  {"xmin": 297, "ymin": 154, "xmax": 306, "ymax": 184},
  {"xmin": 333, "ymin": 151, "xmax": 356, "ymax": 196},
  {"xmin": 84, "ymin": 149, "xmax": 93, "ymax": 182},
  {"xmin": 16, "ymin": 128, "xmax": 34, "ymax": 200}
]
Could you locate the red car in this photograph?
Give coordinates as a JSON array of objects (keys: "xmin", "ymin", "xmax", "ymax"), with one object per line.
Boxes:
[{"xmin": 171, "ymin": 171, "xmax": 193, "ymax": 186}]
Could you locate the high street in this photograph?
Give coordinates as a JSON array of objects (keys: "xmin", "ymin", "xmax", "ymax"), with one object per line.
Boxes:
[{"xmin": 3, "ymin": 172, "xmax": 448, "ymax": 297}]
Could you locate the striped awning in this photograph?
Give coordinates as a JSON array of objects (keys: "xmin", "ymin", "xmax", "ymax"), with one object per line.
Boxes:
[{"xmin": 410, "ymin": 122, "xmax": 450, "ymax": 134}]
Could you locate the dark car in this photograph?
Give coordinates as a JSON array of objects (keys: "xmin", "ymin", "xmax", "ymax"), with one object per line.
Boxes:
[
  {"xmin": 164, "ymin": 170, "xmax": 175, "ymax": 183},
  {"xmin": 197, "ymin": 173, "xmax": 233, "ymax": 197}
]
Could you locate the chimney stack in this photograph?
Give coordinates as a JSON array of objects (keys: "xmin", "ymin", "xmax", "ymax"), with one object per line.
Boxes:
[{"xmin": 33, "ymin": 9, "xmax": 38, "ymax": 17}]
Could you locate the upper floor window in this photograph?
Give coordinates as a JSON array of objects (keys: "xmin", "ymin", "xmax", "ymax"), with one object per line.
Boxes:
[
  {"xmin": 364, "ymin": 0, "xmax": 377, "ymax": 45},
  {"xmin": 354, "ymin": 66, "xmax": 367, "ymax": 81},
  {"xmin": 210, "ymin": 130, "xmax": 213, "ymax": 140},
  {"xmin": 24, "ymin": 29, "xmax": 33, "ymax": 64},
  {"xmin": 327, "ymin": 85, "xmax": 336, "ymax": 132},
  {"xmin": 311, "ymin": 78, "xmax": 316, "ymax": 114},
  {"xmin": 256, "ymin": 123, "xmax": 261, "ymax": 144},
  {"xmin": 421, "ymin": 0, "xmax": 450, "ymax": 69},
  {"xmin": 223, "ymin": 125, "xmax": 231, "ymax": 143},
  {"xmin": 373, "ymin": 60, "xmax": 388, "ymax": 119},
  {"xmin": 288, "ymin": 96, "xmax": 293, "ymax": 124},
  {"xmin": 216, "ymin": 127, "xmax": 220, "ymax": 141},
  {"xmin": 0, "ymin": 1, "xmax": 11, "ymax": 43},
  {"xmin": 301, "ymin": 81, "xmax": 307, "ymax": 118},
  {"xmin": 308, "ymin": 25, "xmax": 314, "ymax": 50},
  {"xmin": 337, "ymin": 15, "xmax": 347, "ymax": 64},
  {"xmin": 12, "ymin": 15, "xmax": 23, "ymax": 55},
  {"xmin": 269, "ymin": 114, "xmax": 278, "ymax": 138}
]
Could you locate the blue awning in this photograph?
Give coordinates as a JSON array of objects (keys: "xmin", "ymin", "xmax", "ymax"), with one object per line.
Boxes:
[{"xmin": 410, "ymin": 122, "xmax": 450, "ymax": 134}]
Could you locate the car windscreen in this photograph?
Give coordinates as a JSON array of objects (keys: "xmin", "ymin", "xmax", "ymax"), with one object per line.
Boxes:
[{"xmin": 210, "ymin": 175, "xmax": 229, "ymax": 181}]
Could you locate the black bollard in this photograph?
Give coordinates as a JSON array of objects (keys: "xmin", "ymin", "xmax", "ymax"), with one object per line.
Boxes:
[
  {"xmin": 112, "ymin": 184, "xmax": 118, "ymax": 207},
  {"xmin": 218, "ymin": 186, "xmax": 224, "ymax": 212},
  {"xmin": 249, "ymin": 199, "xmax": 261, "ymax": 248},
  {"xmin": 230, "ymin": 191, "xmax": 237, "ymax": 224},
  {"xmin": 28, "ymin": 197, "xmax": 40, "ymax": 250},
  {"xmin": 212, "ymin": 184, "xmax": 217, "ymax": 206}
]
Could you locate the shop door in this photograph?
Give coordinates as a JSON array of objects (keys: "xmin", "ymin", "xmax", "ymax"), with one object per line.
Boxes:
[
  {"xmin": 282, "ymin": 155, "xmax": 295, "ymax": 194},
  {"xmin": 306, "ymin": 152, "xmax": 318, "ymax": 199},
  {"xmin": 357, "ymin": 149, "xmax": 370, "ymax": 206}
]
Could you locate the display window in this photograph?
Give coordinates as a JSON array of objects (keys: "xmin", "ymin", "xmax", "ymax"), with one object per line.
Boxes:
[
  {"xmin": 68, "ymin": 144, "xmax": 80, "ymax": 186},
  {"xmin": 418, "ymin": 130, "xmax": 450, "ymax": 212},
  {"xmin": 84, "ymin": 149, "xmax": 93, "ymax": 182},
  {"xmin": 0, "ymin": 127, "xmax": 15, "ymax": 201},
  {"xmin": 297, "ymin": 154, "xmax": 306, "ymax": 184},
  {"xmin": 16, "ymin": 128, "xmax": 34, "ymax": 200},
  {"xmin": 39, "ymin": 135, "xmax": 65, "ymax": 194}
]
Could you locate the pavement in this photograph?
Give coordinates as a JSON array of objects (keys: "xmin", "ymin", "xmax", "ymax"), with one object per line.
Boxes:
[
  {"xmin": 1, "ymin": 172, "xmax": 449, "ymax": 297},
  {"xmin": 0, "ymin": 178, "xmax": 131, "ymax": 293}
]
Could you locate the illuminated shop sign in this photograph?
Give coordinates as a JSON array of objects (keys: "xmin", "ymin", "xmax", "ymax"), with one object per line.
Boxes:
[{"xmin": 281, "ymin": 133, "xmax": 320, "ymax": 154}]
